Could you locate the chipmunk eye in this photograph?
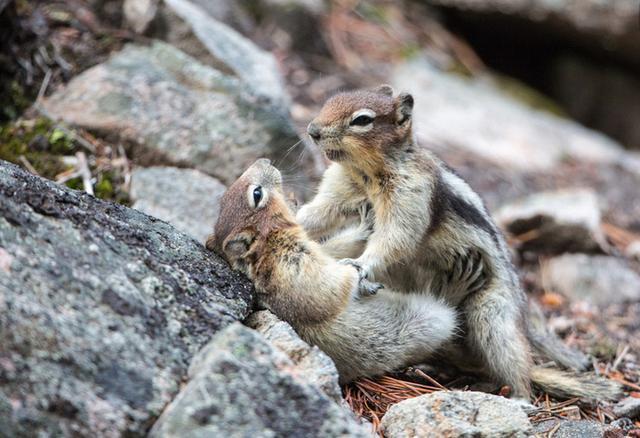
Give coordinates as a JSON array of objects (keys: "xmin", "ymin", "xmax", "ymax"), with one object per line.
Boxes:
[
  {"xmin": 350, "ymin": 114, "xmax": 374, "ymax": 126},
  {"xmin": 252, "ymin": 186, "xmax": 263, "ymax": 206}
]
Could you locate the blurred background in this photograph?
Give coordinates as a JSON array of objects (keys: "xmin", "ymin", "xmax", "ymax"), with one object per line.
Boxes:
[{"xmin": 1, "ymin": 0, "xmax": 639, "ymax": 430}]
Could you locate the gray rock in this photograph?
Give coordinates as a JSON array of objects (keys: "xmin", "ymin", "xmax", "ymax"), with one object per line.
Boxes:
[
  {"xmin": 0, "ymin": 160, "xmax": 254, "ymax": 436},
  {"xmin": 130, "ymin": 166, "xmax": 225, "ymax": 244},
  {"xmin": 495, "ymin": 189, "xmax": 607, "ymax": 254},
  {"xmin": 428, "ymin": 0, "xmax": 640, "ymax": 66},
  {"xmin": 42, "ymin": 42, "xmax": 315, "ymax": 197},
  {"xmin": 392, "ymin": 59, "xmax": 630, "ymax": 172},
  {"xmin": 246, "ymin": 310, "xmax": 343, "ymax": 403},
  {"xmin": 613, "ymin": 396, "xmax": 640, "ymax": 419},
  {"xmin": 149, "ymin": 323, "xmax": 370, "ymax": 437},
  {"xmin": 552, "ymin": 420, "xmax": 604, "ymax": 438},
  {"xmin": 164, "ymin": 0, "xmax": 288, "ymax": 108},
  {"xmin": 541, "ymin": 254, "xmax": 640, "ymax": 305},
  {"xmin": 381, "ymin": 390, "xmax": 532, "ymax": 437}
]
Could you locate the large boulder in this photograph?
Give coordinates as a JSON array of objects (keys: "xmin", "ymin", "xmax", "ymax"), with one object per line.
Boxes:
[
  {"xmin": 42, "ymin": 41, "xmax": 316, "ymax": 198},
  {"xmin": 392, "ymin": 59, "xmax": 630, "ymax": 172},
  {"xmin": 149, "ymin": 323, "xmax": 370, "ymax": 437},
  {"xmin": 130, "ymin": 166, "xmax": 226, "ymax": 244},
  {"xmin": 429, "ymin": 0, "xmax": 640, "ymax": 67},
  {"xmin": 162, "ymin": 0, "xmax": 287, "ymax": 108},
  {"xmin": 0, "ymin": 160, "xmax": 254, "ymax": 436},
  {"xmin": 381, "ymin": 390, "xmax": 532, "ymax": 437}
]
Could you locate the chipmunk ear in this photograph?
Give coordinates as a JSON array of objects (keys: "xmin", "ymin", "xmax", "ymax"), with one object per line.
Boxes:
[
  {"xmin": 395, "ymin": 92, "xmax": 414, "ymax": 125},
  {"xmin": 372, "ymin": 84, "xmax": 394, "ymax": 96}
]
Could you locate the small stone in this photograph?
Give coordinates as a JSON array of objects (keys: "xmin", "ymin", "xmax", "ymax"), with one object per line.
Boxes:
[
  {"xmin": 541, "ymin": 254, "xmax": 640, "ymax": 305},
  {"xmin": 626, "ymin": 241, "xmax": 640, "ymax": 261},
  {"xmin": 123, "ymin": 0, "xmax": 158, "ymax": 34},
  {"xmin": 130, "ymin": 166, "xmax": 226, "ymax": 244},
  {"xmin": 613, "ymin": 396, "xmax": 640, "ymax": 419},
  {"xmin": 381, "ymin": 391, "xmax": 532, "ymax": 437},
  {"xmin": 552, "ymin": 420, "xmax": 604, "ymax": 438},
  {"xmin": 495, "ymin": 189, "xmax": 606, "ymax": 254}
]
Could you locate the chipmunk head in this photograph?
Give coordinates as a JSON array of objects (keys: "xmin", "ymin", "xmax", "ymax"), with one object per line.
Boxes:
[
  {"xmin": 307, "ymin": 85, "xmax": 414, "ymax": 164},
  {"xmin": 206, "ymin": 159, "xmax": 294, "ymax": 268}
]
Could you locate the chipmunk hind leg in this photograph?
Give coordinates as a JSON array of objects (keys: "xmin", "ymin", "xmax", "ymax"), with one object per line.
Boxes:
[{"xmin": 463, "ymin": 284, "xmax": 533, "ymax": 399}]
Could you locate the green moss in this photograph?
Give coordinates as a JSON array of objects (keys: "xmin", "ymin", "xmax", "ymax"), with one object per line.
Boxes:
[
  {"xmin": 95, "ymin": 175, "xmax": 114, "ymax": 199},
  {"xmin": 0, "ymin": 118, "xmax": 77, "ymax": 178},
  {"xmin": 64, "ymin": 177, "xmax": 83, "ymax": 191}
]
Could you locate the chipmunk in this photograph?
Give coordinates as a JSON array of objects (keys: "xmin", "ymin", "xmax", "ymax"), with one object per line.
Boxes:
[
  {"xmin": 296, "ymin": 85, "xmax": 621, "ymax": 400},
  {"xmin": 206, "ymin": 158, "xmax": 460, "ymax": 383}
]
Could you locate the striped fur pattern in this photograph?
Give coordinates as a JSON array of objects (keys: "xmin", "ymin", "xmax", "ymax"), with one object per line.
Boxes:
[{"xmin": 297, "ymin": 86, "xmax": 620, "ymax": 400}]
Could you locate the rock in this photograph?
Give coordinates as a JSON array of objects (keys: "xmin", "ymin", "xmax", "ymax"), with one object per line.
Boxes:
[
  {"xmin": 246, "ymin": 310, "xmax": 343, "ymax": 403},
  {"xmin": 0, "ymin": 160, "xmax": 254, "ymax": 436},
  {"xmin": 532, "ymin": 419, "xmax": 614, "ymax": 437},
  {"xmin": 429, "ymin": 0, "xmax": 640, "ymax": 67},
  {"xmin": 381, "ymin": 391, "xmax": 532, "ymax": 437},
  {"xmin": 550, "ymin": 55, "xmax": 640, "ymax": 151},
  {"xmin": 613, "ymin": 396, "xmax": 640, "ymax": 419},
  {"xmin": 163, "ymin": 0, "xmax": 288, "ymax": 108},
  {"xmin": 130, "ymin": 166, "xmax": 225, "ymax": 244},
  {"xmin": 149, "ymin": 323, "xmax": 370, "ymax": 437},
  {"xmin": 495, "ymin": 189, "xmax": 606, "ymax": 254},
  {"xmin": 392, "ymin": 59, "xmax": 629, "ymax": 172},
  {"xmin": 551, "ymin": 420, "xmax": 604, "ymax": 438},
  {"xmin": 42, "ymin": 41, "xmax": 316, "ymax": 198},
  {"xmin": 541, "ymin": 254, "xmax": 640, "ymax": 305},
  {"xmin": 124, "ymin": 0, "xmax": 158, "ymax": 33}
]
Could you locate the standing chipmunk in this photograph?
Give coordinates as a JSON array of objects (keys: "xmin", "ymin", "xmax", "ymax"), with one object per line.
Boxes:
[
  {"xmin": 296, "ymin": 85, "xmax": 620, "ymax": 400},
  {"xmin": 206, "ymin": 158, "xmax": 459, "ymax": 383}
]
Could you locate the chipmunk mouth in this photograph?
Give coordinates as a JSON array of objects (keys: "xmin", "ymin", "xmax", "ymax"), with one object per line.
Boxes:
[{"xmin": 323, "ymin": 149, "xmax": 347, "ymax": 161}]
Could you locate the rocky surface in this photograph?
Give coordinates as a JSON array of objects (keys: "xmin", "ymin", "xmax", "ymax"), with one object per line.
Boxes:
[
  {"xmin": 613, "ymin": 396, "xmax": 640, "ymax": 420},
  {"xmin": 495, "ymin": 188, "xmax": 606, "ymax": 254},
  {"xmin": 149, "ymin": 322, "xmax": 370, "ymax": 437},
  {"xmin": 163, "ymin": 0, "xmax": 288, "ymax": 108},
  {"xmin": 541, "ymin": 254, "xmax": 640, "ymax": 305},
  {"xmin": 532, "ymin": 419, "xmax": 606, "ymax": 438},
  {"xmin": 42, "ymin": 41, "xmax": 315, "ymax": 197},
  {"xmin": 130, "ymin": 166, "xmax": 225, "ymax": 244},
  {"xmin": 381, "ymin": 391, "xmax": 532, "ymax": 437},
  {"xmin": 246, "ymin": 310, "xmax": 343, "ymax": 403},
  {"xmin": 430, "ymin": 0, "xmax": 640, "ymax": 63},
  {"xmin": 392, "ymin": 59, "xmax": 631, "ymax": 172},
  {"xmin": 0, "ymin": 160, "xmax": 254, "ymax": 436}
]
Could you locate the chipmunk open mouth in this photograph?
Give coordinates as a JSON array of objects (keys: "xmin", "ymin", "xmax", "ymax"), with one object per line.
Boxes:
[{"xmin": 323, "ymin": 149, "xmax": 346, "ymax": 161}]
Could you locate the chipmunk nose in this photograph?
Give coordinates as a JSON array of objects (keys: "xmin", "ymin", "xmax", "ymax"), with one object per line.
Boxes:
[{"xmin": 307, "ymin": 122, "xmax": 321, "ymax": 141}]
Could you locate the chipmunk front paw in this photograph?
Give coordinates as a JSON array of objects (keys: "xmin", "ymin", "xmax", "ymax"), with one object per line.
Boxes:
[{"xmin": 339, "ymin": 258, "xmax": 383, "ymax": 297}]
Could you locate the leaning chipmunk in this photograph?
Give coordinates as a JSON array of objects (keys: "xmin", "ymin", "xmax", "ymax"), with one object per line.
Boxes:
[
  {"xmin": 296, "ymin": 85, "xmax": 621, "ymax": 400},
  {"xmin": 206, "ymin": 159, "xmax": 462, "ymax": 383}
]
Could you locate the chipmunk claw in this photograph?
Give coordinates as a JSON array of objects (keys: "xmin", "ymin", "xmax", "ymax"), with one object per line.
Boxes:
[
  {"xmin": 359, "ymin": 278, "xmax": 383, "ymax": 297},
  {"xmin": 339, "ymin": 258, "xmax": 382, "ymax": 297}
]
